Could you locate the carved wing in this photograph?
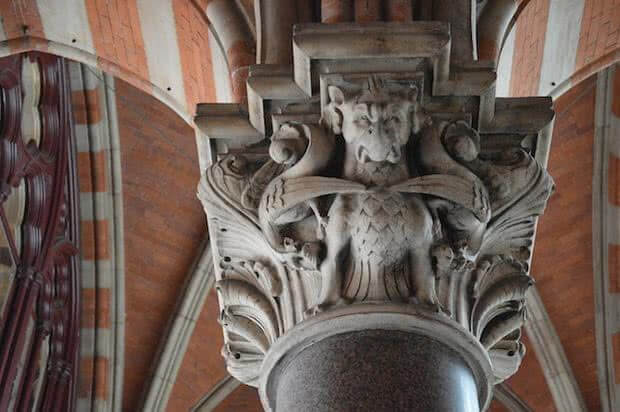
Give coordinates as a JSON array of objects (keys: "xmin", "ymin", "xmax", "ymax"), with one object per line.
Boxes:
[
  {"xmin": 199, "ymin": 158, "xmax": 287, "ymax": 387},
  {"xmin": 390, "ymin": 174, "xmax": 490, "ymax": 221},
  {"xmin": 260, "ymin": 176, "xmax": 366, "ymax": 224},
  {"xmin": 201, "ymin": 158, "xmax": 279, "ymax": 263},
  {"xmin": 466, "ymin": 149, "xmax": 554, "ymax": 383},
  {"xmin": 477, "ymin": 149, "xmax": 555, "ymax": 265}
]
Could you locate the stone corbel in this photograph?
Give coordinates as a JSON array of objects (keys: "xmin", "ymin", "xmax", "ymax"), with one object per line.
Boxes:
[
  {"xmin": 246, "ymin": 65, "xmax": 308, "ymax": 135},
  {"xmin": 292, "ymin": 22, "xmax": 452, "ymax": 95}
]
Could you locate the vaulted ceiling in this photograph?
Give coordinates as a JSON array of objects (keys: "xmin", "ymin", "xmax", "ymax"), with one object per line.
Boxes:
[{"xmin": 0, "ymin": 1, "xmax": 619, "ymax": 411}]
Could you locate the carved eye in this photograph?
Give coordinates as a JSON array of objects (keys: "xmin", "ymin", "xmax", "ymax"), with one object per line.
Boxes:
[
  {"xmin": 389, "ymin": 116, "xmax": 399, "ymax": 123},
  {"xmin": 360, "ymin": 114, "xmax": 370, "ymax": 122}
]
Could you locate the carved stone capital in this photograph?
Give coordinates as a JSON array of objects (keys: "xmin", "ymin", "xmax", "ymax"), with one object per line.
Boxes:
[{"xmin": 197, "ymin": 22, "xmax": 554, "ymax": 411}]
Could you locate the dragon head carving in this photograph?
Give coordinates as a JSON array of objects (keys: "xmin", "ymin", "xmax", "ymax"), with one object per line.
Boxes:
[{"xmin": 324, "ymin": 76, "xmax": 420, "ymax": 165}]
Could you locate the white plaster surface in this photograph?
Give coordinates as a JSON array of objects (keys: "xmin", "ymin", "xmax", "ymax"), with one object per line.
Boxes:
[
  {"xmin": 37, "ymin": 0, "xmax": 95, "ymax": 54},
  {"xmin": 209, "ymin": 25, "xmax": 232, "ymax": 103},
  {"xmin": 538, "ymin": 0, "xmax": 585, "ymax": 95},
  {"xmin": 0, "ymin": 14, "xmax": 6, "ymax": 42},
  {"xmin": 496, "ymin": 23, "xmax": 515, "ymax": 97},
  {"xmin": 137, "ymin": 0, "xmax": 186, "ymax": 109}
]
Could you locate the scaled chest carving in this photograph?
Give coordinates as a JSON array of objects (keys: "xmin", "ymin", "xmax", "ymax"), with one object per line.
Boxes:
[
  {"xmin": 346, "ymin": 190, "xmax": 420, "ymax": 258},
  {"xmin": 339, "ymin": 188, "xmax": 433, "ymax": 302}
]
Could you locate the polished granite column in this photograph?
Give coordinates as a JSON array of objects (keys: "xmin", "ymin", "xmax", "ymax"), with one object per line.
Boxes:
[{"xmin": 274, "ymin": 330, "xmax": 479, "ymax": 412}]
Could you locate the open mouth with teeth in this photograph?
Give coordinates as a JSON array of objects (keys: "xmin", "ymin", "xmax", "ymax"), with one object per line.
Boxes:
[{"xmin": 356, "ymin": 145, "xmax": 401, "ymax": 164}]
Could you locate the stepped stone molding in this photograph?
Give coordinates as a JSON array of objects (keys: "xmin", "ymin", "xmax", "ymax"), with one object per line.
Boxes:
[
  {"xmin": 192, "ymin": 374, "xmax": 241, "ymax": 412},
  {"xmin": 197, "ymin": 21, "xmax": 555, "ymax": 411},
  {"xmin": 68, "ymin": 63, "xmax": 127, "ymax": 412},
  {"xmin": 493, "ymin": 383, "xmax": 532, "ymax": 412}
]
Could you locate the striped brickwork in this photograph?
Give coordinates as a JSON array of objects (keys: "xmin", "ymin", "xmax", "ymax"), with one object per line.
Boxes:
[
  {"xmin": 0, "ymin": 0, "xmax": 225, "ymax": 123},
  {"xmin": 498, "ymin": 0, "xmax": 619, "ymax": 98},
  {"xmin": 1, "ymin": 2, "xmax": 614, "ymax": 411},
  {"xmin": 509, "ymin": 0, "xmax": 551, "ymax": 96},
  {"xmin": 529, "ymin": 69, "xmax": 600, "ymax": 411},
  {"xmin": 205, "ymin": 0, "xmax": 254, "ymax": 103},
  {"xmin": 69, "ymin": 62, "xmax": 125, "ymax": 412},
  {"xmin": 172, "ymin": 1, "xmax": 217, "ymax": 110},
  {"xmin": 576, "ymin": 0, "xmax": 620, "ymax": 73}
]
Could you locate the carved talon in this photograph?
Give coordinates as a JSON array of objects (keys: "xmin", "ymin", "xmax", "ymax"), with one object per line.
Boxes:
[
  {"xmin": 409, "ymin": 296, "xmax": 446, "ymax": 314},
  {"xmin": 283, "ymin": 237, "xmax": 297, "ymax": 252},
  {"xmin": 305, "ymin": 297, "xmax": 351, "ymax": 318},
  {"xmin": 316, "ymin": 216, "xmax": 328, "ymax": 240},
  {"xmin": 432, "ymin": 244, "xmax": 454, "ymax": 278},
  {"xmin": 301, "ymin": 242, "xmax": 321, "ymax": 266},
  {"xmin": 409, "ymin": 288, "xmax": 444, "ymax": 312},
  {"xmin": 304, "ymin": 305, "xmax": 324, "ymax": 318},
  {"xmin": 307, "ymin": 200, "xmax": 328, "ymax": 240},
  {"xmin": 428, "ymin": 301, "xmax": 444, "ymax": 314}
]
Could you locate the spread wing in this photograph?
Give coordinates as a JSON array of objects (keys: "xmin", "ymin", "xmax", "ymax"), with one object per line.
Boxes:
[
  {"xmin": 200, "ymin": 172, "xmax": 275, "ymax": 263},
  {"xmin": 199, "ymin": 160, "xmax": 288, "ymax": 387},
  {"xmin": 390, "ymin": 174, "xmax": 490, "ymax": 221},
  {"xmin": 260, "ymin": 176, "xmax": 366, "ymax": 223},
  {"xmin": 477, "ymin": 150, "xmax": 555, "ymax": 266},
  {"xmin": 467, "ymin": 150, "xmax": 554, "ymax": 383}
]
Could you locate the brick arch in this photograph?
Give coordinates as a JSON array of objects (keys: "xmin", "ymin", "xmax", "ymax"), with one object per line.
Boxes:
[
  {"xmin": 0, "ymin": 0, "xmax": 255, "ymax": 123},
  {"xmin": 497, "ymin": 0, "xmax": 619, "ymax": 98}
]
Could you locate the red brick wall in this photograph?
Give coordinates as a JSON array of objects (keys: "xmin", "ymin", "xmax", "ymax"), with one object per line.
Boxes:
[
  {"xmin": 504, "ymin": 333, "xmax": 555, "ymax": 411},
  {"xmin": 509, "ymin": 0, "xmax": 550, "ymax": 96},
  {"xmin": 507, "ymin": 0, "xmax": 619, "ymax": 95},
  {"xmin": 173, "ymin": 0, "xmax": 216, "ymax": 114},
  {"xmin": 1, "ymin": 0, "xmax": 220, "ymax": 116},
  {"xmin": 213, "ymin": 385, "xmax": 262, "ymax": 412},
  {"xmin": 166, "ymin": 288, "xmax": 227, "ymax": 411},
  {"xmin": 489, "ymin": 399, "xmax": 508, "ymax": 412},
  {"xmin": 0, "ymin": 1, "xmax": 45, "ymax": 48},
  {"xmin": 115, "ymin": 78, "xmax": 206, "ymax": 411},
  {"xmin": 531, "ymin": 74, "xmax": 601, "ymax": 411},
  {"xmin": 576, "ymin": 0, "xmax": 620, "ymax": 69},
  {"xmin": 84, "ymin": 0, "xmax": 149, "ymax": 83}
]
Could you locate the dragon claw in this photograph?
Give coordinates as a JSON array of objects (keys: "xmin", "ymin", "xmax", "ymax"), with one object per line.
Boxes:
[{"xmin": 305, "ymin": 297, "xmax": 351, "ymax": 318}]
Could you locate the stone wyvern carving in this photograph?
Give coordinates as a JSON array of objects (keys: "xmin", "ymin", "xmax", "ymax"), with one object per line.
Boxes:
[{"xmin": 198, "ymin": 74, "xmax": 554, "ymax": 388}]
